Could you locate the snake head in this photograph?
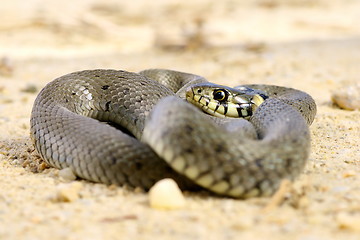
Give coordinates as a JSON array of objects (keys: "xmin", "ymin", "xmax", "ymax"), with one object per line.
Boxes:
[{"xmin": 185, "ymin": 83, "xmax": 268, "ymax": 119}]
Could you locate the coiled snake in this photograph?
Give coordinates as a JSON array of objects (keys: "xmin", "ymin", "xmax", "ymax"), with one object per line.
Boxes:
[{"xmin": 30, "ymin": 69, "xmax": 316, "ymax": 198}]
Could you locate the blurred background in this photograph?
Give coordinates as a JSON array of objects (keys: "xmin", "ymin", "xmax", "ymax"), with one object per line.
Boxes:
[{"xmin": 1, "ymin": 0, "xmax": 359, "ymax": 57}]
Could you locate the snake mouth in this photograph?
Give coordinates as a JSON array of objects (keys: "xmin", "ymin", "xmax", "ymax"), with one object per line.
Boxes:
[{"xmin": 249, "ymin": 94, "xmax": 266, "ymax": 114}]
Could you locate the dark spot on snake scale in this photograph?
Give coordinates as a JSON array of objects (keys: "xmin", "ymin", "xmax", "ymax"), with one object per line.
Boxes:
[
  {"xmin": 184, "ymin": 125, "xmax": 193, "ymax": 133},
  {"xmin": 254, "ymin": 182, "xmax": 263, "ymax": 192},
  {"xmin": 101, "ymin": 85, "xmax": 110, "ymax": 90},
  {"xmin": 255, "ymin": 158, "xmax": 263, "ymax": 168},
  {"xmin": 94, "ymin": 75, "xmax": 100, "ymax": 77},
  {"xmin": 185, "ymin": 148, "xmax": 193, "ymax": 153},
  {"xmin": 135, "ymin": 96, "xmax": 143, "ymax": 103},
  {"xmin": 105, "ymin": 101, "xmax": 111, "ymax": 112},
  {"xmin": 123, "ymin": 88, "xmax": 130, "ymax": 95},
  {"xmin": 284, "ymin": 158, "xmax": 292, "ymax": 169},
  {"xmin": 110, "ymin": 157, "xmax": 117, "ymax": 165},
  {"xmin": 71, "ymin": 92, "xmax": 76, "ymax": 95},
  {"xmin": 135, "ymin": 162, "xmax": 143, "ymax": 170},
  {"xmin": 215, "ymin": 144, "xmax": 223, "ymax": 153}
]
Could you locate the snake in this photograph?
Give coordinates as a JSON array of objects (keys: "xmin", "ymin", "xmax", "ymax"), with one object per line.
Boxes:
[{"xmin": 30, "ymin": 69, "xmax": 316, "ymax": 198}]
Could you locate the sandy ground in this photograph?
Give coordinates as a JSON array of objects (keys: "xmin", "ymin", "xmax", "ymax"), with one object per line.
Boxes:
[{"xmin": 1, "ymin": 0, "xmax": 360, "ymax": 239}]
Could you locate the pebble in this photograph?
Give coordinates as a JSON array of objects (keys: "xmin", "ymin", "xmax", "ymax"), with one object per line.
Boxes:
[
  {"xmin": 331, "ymin": 83, "xmax": 360, "ymax": 110},
  {"xmin": 148, "ymin": 178, "xmax": 186, "ymax": 210},
  {"xmin": 58, "ymin": 168, "xmax": 77, "ymax": 181}
]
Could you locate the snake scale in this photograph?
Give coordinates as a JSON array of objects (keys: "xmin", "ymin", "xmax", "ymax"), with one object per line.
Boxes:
[{"xmin": 30, "ymin": 69, "xmax": 316, "ymax": 198}]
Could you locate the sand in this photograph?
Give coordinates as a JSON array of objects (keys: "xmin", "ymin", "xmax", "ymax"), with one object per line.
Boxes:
[{"xmin": 0, "ymin": 0, "xmax": 359, "ymax": 239}]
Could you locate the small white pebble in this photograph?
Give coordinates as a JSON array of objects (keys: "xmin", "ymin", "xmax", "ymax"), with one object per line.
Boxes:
[
  {"xmin": 149, "ymin": 178, "xmax": 186, "ymax": 210},
  {"xmin": 58, "ymin": 168, "xmax": 77, "ymax": 181},
  {"xmin": 331, "ymin": 83, "xmax": 360, "ymax": 110}
]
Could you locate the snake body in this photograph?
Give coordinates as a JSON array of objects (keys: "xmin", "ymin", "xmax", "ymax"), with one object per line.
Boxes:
[{"xmin": 30, "ymin": 69, "xmax": 316, "ymax": 198}]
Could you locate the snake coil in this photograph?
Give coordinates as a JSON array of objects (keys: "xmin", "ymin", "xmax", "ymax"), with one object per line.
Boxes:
[{"xmin": 30, "ymin": 69, "xmax": 316, "ymax": 198}]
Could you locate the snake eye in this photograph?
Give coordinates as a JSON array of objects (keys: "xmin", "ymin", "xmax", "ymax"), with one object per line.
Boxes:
[{"xmin": 213, "ymin": 89, "xmax": 228, "ymax": 101}]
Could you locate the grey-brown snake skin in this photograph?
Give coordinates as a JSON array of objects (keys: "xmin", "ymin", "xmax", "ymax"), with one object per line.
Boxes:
[{"xmin": 30, "ymin": 69, "xmax": 316, "ymax": 198}]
